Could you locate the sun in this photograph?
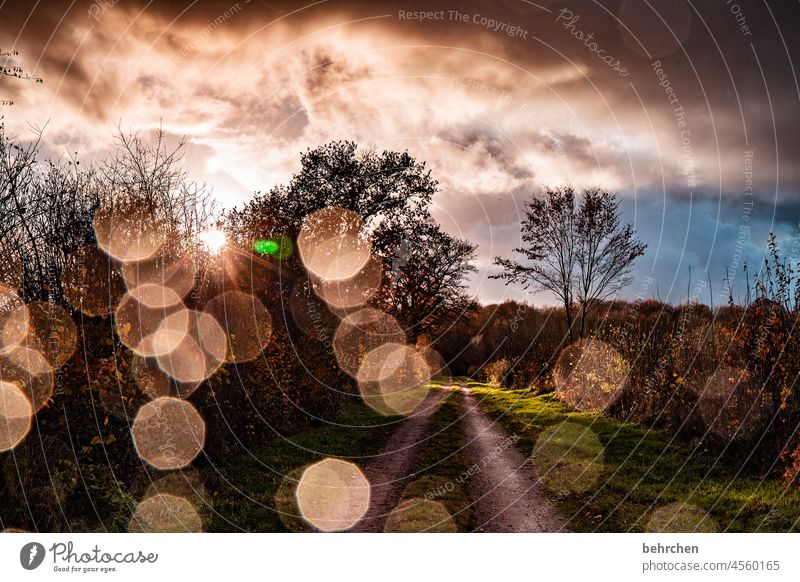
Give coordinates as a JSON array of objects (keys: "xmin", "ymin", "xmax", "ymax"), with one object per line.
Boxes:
[{"xmin": 198, "ymin": 228, "xmax": 227, "ymax": 254}]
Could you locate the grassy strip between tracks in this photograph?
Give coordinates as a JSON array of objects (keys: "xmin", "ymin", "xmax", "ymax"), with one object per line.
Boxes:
[{"xmin": 386, "ymin": 387, "xmax": 474, "ymax": 532}]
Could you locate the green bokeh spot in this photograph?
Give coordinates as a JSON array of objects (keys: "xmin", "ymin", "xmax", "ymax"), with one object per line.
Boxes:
[
  {"xmin": 254, "ymin": 236, "xmax": 293, "ymax": 259},
  {"xmin": 254, "ymin": 239, "xmax": 278, "ymax": 254}
]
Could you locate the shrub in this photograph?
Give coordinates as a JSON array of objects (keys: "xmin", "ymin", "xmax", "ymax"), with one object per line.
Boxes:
[{"xmin": 480, "ymin": 358, "xmax": 511, "ymax": 387}]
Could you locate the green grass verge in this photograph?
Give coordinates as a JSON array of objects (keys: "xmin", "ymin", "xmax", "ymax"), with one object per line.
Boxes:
[{"xmin": 467, "ymin": 380, "xmax": 800, "ymax": 533}]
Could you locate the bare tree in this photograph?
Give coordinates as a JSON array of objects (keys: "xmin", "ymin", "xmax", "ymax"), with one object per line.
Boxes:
[
  {"xmin": 101, "ymin": 125, "xmax": 218, "ymax": 245},
  {"xmin": 0, "ymin": 128, "xmax": 53, "ymax": 294},
  {"xmin": 492, "ymin": 187, "xmax": 646, "ymax": 340},
  {"xmin": 0, "ymin": 127, "xmax": 217, "ymax": 301},
  {"xmin": 575, "ymin": 188, "xmax": 647, "ymax": 337},
  {"xmin": 492, "ymin": 187, "xmax": 578, "ymax": 340},
  {"xmin": 15, "ymin": 150, "xmax": 100, "ymax": 301},
  {"xmin": 0, "ymin": 50, "xmax": 42, "ymax": 85}
]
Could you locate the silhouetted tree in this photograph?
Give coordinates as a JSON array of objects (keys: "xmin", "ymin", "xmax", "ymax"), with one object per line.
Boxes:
[
  {"xmin": 0, "ymin": 128, "xmax": 63, "ymax": 297},
  {"xmin": 227, "ymin": 140, "xmax": 435, "ymax": 247},
  {"xmin": 101, "ymin": 127, "xmax": 216, "ymax": 241},
  {"xmin": 0, "ymin": 127, "xmax": 216, "ymax": 301},
  {"xmin": 374, "ymin": 217, "xmax": 476, "ymax": 342},
  {"xmin": 575, "ymin": 188, "xmax": 647, "ymax": 337},
  {"xmin": 492, "ymin": 187, "xmax": 645, "ymax": 339},
  {"xmin": 492, "ymin": 187, "xmax": 578, "ymax": 340},
  {"xmin": 227, "ymin": 140, "xmax": 475, "ymax": 338}
]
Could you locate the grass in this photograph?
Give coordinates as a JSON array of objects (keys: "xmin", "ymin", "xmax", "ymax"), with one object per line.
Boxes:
[
  {"xmin": 201, "ymin": 379, "xmax": 462, "ymax": 532},
  {"xmin": 199, "ymin": 378, "xmax": 800, "ymax": 532},
  {"xmin": 200, "ymin": 402, "xmax": 400, "ymax": 532},
  {"xmin": 467, "ymin": 380, "xmax": 800, "ymax": 532}
]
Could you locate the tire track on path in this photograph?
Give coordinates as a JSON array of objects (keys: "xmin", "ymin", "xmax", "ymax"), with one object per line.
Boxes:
[
  {"xmin": 351, "ymin": 387, "xmax": 449, "ymax": 532},
  {"xmin": 459, "ymin": 382, "xmax": 568, "ymax": 532}
]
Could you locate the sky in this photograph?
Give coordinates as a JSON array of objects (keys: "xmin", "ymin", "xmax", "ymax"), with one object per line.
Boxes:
[{"xmin": 1, "ymin": 0, "xmax": 799, "ymax": 306}]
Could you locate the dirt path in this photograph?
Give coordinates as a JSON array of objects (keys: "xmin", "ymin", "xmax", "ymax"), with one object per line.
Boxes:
[
  {"xmin": 459, "ymin": 383, "xmax": 568, "ymax": 532},
  {"xmin": 351, "ymin": 387, "xmax": 448, "ymax": 532}
]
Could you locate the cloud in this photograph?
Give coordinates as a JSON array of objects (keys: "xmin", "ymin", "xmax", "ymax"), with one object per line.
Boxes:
[{"xmin": 1, "ymin": 0, "xmax": 798, "ymax": 304}]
